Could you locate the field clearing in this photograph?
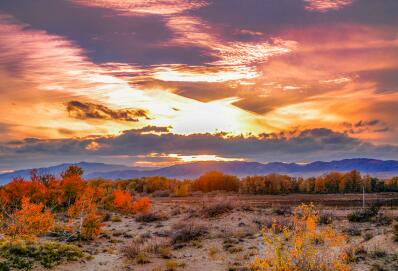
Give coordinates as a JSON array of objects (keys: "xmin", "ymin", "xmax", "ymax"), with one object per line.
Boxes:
[
  {"xmin": 153, "ymin": 192, "xmax": 398, "ymax": 208},
  {"xmin": 44, "ymin": 194, "xmax": 398, "ymax": 271}
]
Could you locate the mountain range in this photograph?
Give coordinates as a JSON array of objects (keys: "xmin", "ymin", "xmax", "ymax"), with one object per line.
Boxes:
[{"xmin": 1, "ymin": 158, "xmax": 398, "ymax": 184}]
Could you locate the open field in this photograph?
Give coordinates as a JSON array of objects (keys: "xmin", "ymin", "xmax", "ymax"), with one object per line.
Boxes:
[
  {"xmin": 27, "ymin": 194, "xmax": 397, "ymax": 271},
  {"xmin": 154, "ymin": 193, "xmax": 398, "ymax": 207}
]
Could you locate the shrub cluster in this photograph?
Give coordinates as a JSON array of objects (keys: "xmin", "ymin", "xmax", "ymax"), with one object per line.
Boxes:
[
  {"xmin": 0, "ymin": 239, "xmax": 83, "ymax": 270},
  {"xmin": 347, "ymin": 206, "xmax": 379, "ymax": 222},
  {"xmin": 0, "ymin": 165, "xmax": 151, "ymax": 241}
]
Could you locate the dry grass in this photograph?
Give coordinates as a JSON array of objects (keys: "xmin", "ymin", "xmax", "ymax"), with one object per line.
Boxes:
[
  {"xmin": 121, "ymin": 237, "xmax": 172, "ymax": 262},
  {"xmin": 201, "ymin": 197, "xmax": 236, "ymax": 218},
  {"xmin": 171, "ymin": 220, "xmax": 208, "ymax": 244}
]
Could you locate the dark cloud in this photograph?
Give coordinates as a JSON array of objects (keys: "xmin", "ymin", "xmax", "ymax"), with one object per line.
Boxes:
[
  {"xmin": 2, "ymin": 127, "xmax": 398, "ymax": 170},
  {"xmin": 341, "ymin": 120, "xmax": 390, "ymax": 134},
  {"xmin": 66, "ymin": 101, "xmax": 149, "ymax": 122}
]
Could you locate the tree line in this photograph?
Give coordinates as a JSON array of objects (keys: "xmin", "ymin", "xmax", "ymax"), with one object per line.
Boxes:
[{"xmin": 119, "ymin": 170, "xmax": 398, "ymax": 195}]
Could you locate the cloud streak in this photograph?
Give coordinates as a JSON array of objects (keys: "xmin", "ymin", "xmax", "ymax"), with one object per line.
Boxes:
[{"xmin": 66, "ymin": 101, "xmax": 149, "ymax": 122}]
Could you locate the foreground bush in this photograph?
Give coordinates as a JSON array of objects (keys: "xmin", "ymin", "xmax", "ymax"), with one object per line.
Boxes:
[
  {"xmin": 251, "ymin": 204, "xmax": 350, "ymax": 271},
  {"xmin": 132, "ymin": 197, "xmax": 151, "ymax": 213},
  {"xmin": 0, "ymin": 239, "xmax": 83, "ymax": 270},
  {"xmin": 5, "ymin": 197, "xmax": 54, "ymax": 238}
]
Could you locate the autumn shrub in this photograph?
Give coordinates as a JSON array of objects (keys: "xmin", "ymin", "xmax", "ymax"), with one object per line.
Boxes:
[
  {"xmin": 132, "ymin": 197, "xmax": 151, "ymax": 213},
  {"xmin": 0, "ymin": 239, "xmax": 83, "ymax": 270},
  {"xmin": 112, "ymin": 189, "xmax": 132, "ymax": 210},
  {"xmin": 174, "ymin": 183, "xmax": 190, "ymax": 197},
  {"xmin": 5, "ymin": 197, "xmax": 54, "ymax": 238},
  {"xmin": 251, "ymin": 203, "xmax": 350, "ymax": 271},
  {"xmin": 81, "ymin": 212, "xmax": 102, "ymax": 240}
]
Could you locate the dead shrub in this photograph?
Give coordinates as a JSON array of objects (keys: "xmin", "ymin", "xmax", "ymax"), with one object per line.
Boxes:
[
  {"xmin": 152, "ymin": 190, "xmax": 171, "ymax": 197},
  {"xmin": 318, "ymin": 211, "xmax": 335, "ymax": 225},
  {"xmin": 253, "ymin": 217, "xmax": 292, "ymax": 232},
  {"xmin": 135, "ymin": 212, "xmax": 168, "ymax": 223},
  {"xmin": 374, "ymin": 213, "xmax": 393, "ymax": 226},
  {"xmin": 343, "ymin": 226, "xmax": 361, "ymax": 236},
  {"xmin": 171, "ymin": 221, "xmax": 208, "ymax": 244},
  {"xmin": 347, "ymin": 205, "xmax": 379, "ymax": 222},
  {"xmin": 201, "ymin": 197, "xmax": 236, "ymax": 218},
  {"xmin": 272, "ymin": 205, "xmax": 292, "ymax": 216}
]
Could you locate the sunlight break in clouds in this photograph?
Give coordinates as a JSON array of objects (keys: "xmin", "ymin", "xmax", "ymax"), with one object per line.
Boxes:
[
  {"xmin": 71, "ymin": 0, "xmax": 207, "ymax": 15},
  {"xmin": 304, "ymin": 0, "xmax": 354, "ymax": 12},
  {"xmin": 0, "ymin": 15, "xmax": 270, "ymax": 139},
  {"xmin": 151, "ymin": 65, "xmax": 258, "ymax": 83}
]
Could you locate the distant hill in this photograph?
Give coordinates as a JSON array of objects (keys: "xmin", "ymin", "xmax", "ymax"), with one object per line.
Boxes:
[
  {"xmin": 0, "ymin": 162, "xmax": 155, "ymax": 184},
  {"xmin": 1, "ymin": 158, "xmax": 398, "ymax": 184}
]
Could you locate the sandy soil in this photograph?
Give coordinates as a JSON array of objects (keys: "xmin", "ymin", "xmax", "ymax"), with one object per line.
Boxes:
[{"xmin": 40, "ymin": 194, "xmax": 398, "ymax": 271}]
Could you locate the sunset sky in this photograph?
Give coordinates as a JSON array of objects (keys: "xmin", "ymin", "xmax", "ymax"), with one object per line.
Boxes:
[{"xmin": 1, "ymin": 0, "xmax": 398, "ymax": 170}]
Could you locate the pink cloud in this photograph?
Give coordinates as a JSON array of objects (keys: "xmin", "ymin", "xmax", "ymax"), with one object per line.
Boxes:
[
  {"xmin": 304, "ymin": 0, "xmax": 353, "ymax": 12},
  {"xmin": 71, "ymin": 0, "xmax": 207, "ymax": 15}
]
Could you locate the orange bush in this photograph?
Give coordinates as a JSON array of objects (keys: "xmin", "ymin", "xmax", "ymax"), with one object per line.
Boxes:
[
  {"xmin": 112, "ymin": 189, "xmax": 132, "ymax": 210},
  {"xmin": 60, "ymin": 175, "xmax": 86, "ymax": 206},
  {"xmin": 6, "ymin": 196, "xmax": 54, "ymax": 238},
  {"xmin": 132, "ymin": 197, "xmax": 151, "ymax": 213}
]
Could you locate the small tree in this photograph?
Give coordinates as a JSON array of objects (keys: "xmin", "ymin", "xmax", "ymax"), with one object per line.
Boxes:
[
  {"xmin": 67, "ymin": 186, "xmax": 102, "ymax": 239},
  {"xmin": 61, "ymin": 165, "xmax": 84, "ymax": 179}
]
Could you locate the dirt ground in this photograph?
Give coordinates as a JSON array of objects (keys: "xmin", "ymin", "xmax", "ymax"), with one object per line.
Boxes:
[{"xmin": 45, "ymin": 194, "xmax": 398, "ymax": 271}]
